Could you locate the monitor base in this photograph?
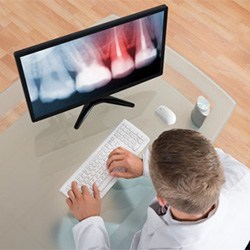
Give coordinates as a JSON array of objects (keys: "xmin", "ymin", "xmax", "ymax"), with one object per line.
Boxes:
[{"xmin": 74, "ymin": 96, "xmax": 135, "ymax": 129}]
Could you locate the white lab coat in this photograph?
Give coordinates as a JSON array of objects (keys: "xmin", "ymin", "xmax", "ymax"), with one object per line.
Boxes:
[{"xmin": 73, "ymin": 148, "xmax": 250, "ymax": 250}]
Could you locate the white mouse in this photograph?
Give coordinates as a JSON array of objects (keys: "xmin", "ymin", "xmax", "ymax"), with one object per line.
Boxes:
[{"xmin": 155, "ymin": 105, "xmax": 176, "ymax": 125}]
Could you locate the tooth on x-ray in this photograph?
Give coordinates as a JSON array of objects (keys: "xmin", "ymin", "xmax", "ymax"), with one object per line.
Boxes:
[
  {"xmin": 135, "ymin": 19, "xmax": 157, "ymax": 69},
  {"xmin": 76, "ymin": 62, "xmax": 112, "ymax": 93},
  {"xmin": 38, "ymin": 49, "xmax": 75, "ymax": 103},
  {"xmin": 27, "ymin": 80, "xmax": 39, "ymax": 102},
  {"xmin": 40, "ymin": 73, "xmax": 75, "ymax": 103},
  {"xmin": 24, "ymin": 66, "xmax": 39, "ymax": 102},
  {"xmin": 111, "ymin": 27, "xmax": 135, "ymax": 79},
  {"xmin": 74, "ymin": 41, "xmax": 112, "ymax": 93},
  {"xmin": 21, "ymin": 54, "xmax": 41, "ymax": 102}
]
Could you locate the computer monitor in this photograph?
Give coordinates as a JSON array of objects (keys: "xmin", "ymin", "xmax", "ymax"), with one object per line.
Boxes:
[{"xmin": 14, "ymin": 5, "xmax": 168, "ymax": 129}]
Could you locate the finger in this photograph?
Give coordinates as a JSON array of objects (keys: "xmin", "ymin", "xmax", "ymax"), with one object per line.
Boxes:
[
  {"xmin": 93, "ymin": 183, "xmax": 100, "ymax": 200},
  {"xmin": 108, "ymin": 147, "xmax": 125, "ymax": 158},
  {"xmin": 67, "ymin": 189, "xmax": 76, "ymax": 203},
  {"xmin": 71, "ymin": 181, "xmax": 82, "ymax": 199},
  {"xmin": 107, "ymin": 147, "xmax": 130, "ymax": 166},
  {"xmin": 108, "ymin": 160, "xmax": 128, "ymax": 173},
  {"xmin": 106, "ymin": 154, "xmax": 125, "ymax": 169},
  {"xmin": 81, "ymin": 185, "xmax": 91, "ymax": 197},
  {"xmin": 66, "ymin": 198, "xmax": 73, "ymax": 209}
]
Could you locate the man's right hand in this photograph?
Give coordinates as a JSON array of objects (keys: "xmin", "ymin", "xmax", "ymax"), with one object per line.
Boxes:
[{"xmin": 106, "ymin": 147, "xmax": 143, "ymax": 179}]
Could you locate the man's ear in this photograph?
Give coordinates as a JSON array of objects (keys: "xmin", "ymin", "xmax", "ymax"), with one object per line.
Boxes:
[{"xmin": 157, "ymin": 194, "xmax": 167, "ymax": 207}]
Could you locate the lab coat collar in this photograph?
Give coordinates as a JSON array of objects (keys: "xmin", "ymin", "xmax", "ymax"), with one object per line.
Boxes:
[{"xmin": 142, "ymin": 194, "xmax": 229, "ymax": 248}]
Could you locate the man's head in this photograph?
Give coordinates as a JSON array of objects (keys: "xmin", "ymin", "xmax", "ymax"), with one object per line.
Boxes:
[{"xmin": 149, "ymin": 129, "xmax": 225, "ymax": 215}]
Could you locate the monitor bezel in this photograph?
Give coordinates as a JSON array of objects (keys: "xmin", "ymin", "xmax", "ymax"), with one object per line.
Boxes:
[{"xmin": 14, "ymin": 4, "xmax": 168, "ymax": 122}]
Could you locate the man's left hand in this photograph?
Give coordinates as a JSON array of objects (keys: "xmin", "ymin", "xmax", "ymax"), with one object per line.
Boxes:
[{"xmin": 66, "ymin": 181, "xmax": 101, "ymax": 221}]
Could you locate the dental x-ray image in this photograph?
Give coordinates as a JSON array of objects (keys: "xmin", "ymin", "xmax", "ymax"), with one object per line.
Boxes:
[{"xmin": 19, "ymin": 9, "xmax": 166, "ymax": 121}]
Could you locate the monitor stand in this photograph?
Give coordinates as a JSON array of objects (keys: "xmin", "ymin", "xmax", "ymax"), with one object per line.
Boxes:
[{"xmin": 74, "ymin": 96, "xmax": 135, "ymax": 129}]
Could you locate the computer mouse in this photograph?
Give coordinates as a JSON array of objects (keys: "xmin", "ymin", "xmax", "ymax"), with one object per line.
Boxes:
[{"xmin": 155, "ymin": 105, "xmax": 176, "ymax": 125}]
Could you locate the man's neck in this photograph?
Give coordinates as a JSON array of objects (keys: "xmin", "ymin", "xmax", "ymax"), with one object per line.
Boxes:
[{"xmin": 170, "ymin": 204, "xmax": 216, "ymax": 222}]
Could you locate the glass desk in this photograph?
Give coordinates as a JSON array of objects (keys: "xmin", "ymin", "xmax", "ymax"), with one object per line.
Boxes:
[{"xmin": 0, "ymin": 44, "xmax": 235, "ymax": 249}]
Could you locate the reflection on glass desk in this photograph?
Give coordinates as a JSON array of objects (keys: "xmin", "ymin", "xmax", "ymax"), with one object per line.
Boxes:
[{"xmin": 0, "ymin": 44, "xmax": 235, "ymax": 249}]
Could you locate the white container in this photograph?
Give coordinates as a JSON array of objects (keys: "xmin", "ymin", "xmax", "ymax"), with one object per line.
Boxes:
[{"xmin": 191, "ymin": 96, "xmax": 210, "ymax": 128}]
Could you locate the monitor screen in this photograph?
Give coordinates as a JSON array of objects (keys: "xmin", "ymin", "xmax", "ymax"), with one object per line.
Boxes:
[{"xmin": 14, "ymin": 5, "xmax": 168, "ymax": 124}]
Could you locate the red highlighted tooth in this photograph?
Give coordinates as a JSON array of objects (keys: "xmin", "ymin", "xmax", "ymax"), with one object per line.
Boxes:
[
  {"xmin": 110, "ymin": 27, "xmax": 135, "ymax": 79},
  {"xmin": 74, "ymin": 42, "xmax": 112, "ymax": 92}
]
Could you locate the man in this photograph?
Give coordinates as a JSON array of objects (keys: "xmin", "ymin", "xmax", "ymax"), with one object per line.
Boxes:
[{"xmin": 66, "ymin": 129, "xmax": 250, "ymax": 249}]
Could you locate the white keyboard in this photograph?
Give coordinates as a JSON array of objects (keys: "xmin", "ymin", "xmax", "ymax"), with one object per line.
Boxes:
[{"xmin": 60, "ymin": 119, "xmax": 150, "ymax": 198}]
